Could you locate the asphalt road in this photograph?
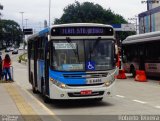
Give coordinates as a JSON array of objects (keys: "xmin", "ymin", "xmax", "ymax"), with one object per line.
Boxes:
[{"xmin": 9, "ymin": 51, "xmax": 160, "ymax": 121}]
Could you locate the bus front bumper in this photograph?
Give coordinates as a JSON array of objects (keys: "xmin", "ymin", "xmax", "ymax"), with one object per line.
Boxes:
[{"xmin": 49, "ymin": 82, "xmax": 115, "ymax": 100}]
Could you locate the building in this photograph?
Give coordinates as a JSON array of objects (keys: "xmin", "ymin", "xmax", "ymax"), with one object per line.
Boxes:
[{"xmin": 139, "ymin": 0, "xmax": 160, "ymax": 33}]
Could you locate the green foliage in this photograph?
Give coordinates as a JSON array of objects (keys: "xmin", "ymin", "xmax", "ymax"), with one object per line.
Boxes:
[
  {"xmin": 54, "ymin": 1, "xmax": 135, "ymax": 41},
  {"xmin": 0, "ymin": 19, "xmax": 23, "ymax": 48},
  {"xmin": 0, "ymin": 4, "xmax": 3, "ymax": 10},
  {"xmin": 18, "ymin": 53, "xmax": 27, "ymax": 63},
  {"xmin": 54, "ymin": 2, "xmax": 127, "ymax": 24}
]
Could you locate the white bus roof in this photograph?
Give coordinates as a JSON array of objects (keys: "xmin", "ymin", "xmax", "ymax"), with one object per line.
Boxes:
[
  {"xmin": 122, "ymin": 31, "xmax": 160, "ymax": 45},
  {"xmin": 28, "ymin": 23, "xmax": 114, "ymax": 41},
  {"xmin": 51, "ymin": 23, "xmax": 113, "ymax": 28}
]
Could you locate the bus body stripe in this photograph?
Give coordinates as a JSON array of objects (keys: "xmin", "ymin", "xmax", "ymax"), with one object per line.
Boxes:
[{"xmin": 49, "ymin": 69, "xmax": 86, "ymax": 84}]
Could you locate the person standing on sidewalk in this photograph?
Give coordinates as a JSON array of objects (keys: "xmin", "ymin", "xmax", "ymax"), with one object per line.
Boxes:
[
  {"xmin": 0, "ymin": 55, "xmax": 2, "ymax": 80},
  {"xmin": 2, "ymin": 54, "xmax": 12, "ymax": 81}
]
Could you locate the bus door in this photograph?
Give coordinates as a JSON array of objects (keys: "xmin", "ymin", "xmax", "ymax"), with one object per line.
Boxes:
[
  {"xmin": 139, "ymin": 44, "xmax": 145, "ymax": 70},
  {"xmin": 44, "ymin": 41, "xmax": 50, "ymax": 96},
  {"xmin": 28, "ymin": 41, "xmax": 32, "ymax": 84},
  {"xmin": 32, "ymin": 40, "xmax": 38, "ymax": 89},
  {"xmin": 28, "ymin": 39, "xmax": 38, "ymax": 89}
]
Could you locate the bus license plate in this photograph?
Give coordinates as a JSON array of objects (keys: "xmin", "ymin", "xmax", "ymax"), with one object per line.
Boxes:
[
  {"xmin": 80, "ymin": 90, "xmax": 92, "ymax": 95},
  {"xmin": 86, "ymin": 78, "xmax": 102, "ymax": 84}
]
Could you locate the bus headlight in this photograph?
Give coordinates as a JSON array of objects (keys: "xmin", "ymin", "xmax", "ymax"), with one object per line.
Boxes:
[
  {"xmin": 50, "ymin": 78, "xmax": 67, "ymax": 89},
  {"xmin": 105, "ymin": 80, "xmax": 112, "ymax": 87},
  {"xmin": 105, "ymin": 74, "xmax": 115, "ymax": 87},
  {"xmin": 60, "ymin": 84, "xmax": 66, "ymax": 89}
]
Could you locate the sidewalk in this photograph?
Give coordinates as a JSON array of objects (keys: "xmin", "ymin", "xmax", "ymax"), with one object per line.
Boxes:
[
  {"xmin": 0, "ymin": 82, "xmax": 21, "ymax": 115},
  {"xmin": 0, "ymin": 82, "xmax": 60, "ymax": 121}
]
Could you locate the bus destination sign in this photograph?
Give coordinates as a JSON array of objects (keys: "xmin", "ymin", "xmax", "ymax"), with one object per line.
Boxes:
[{"xmin": 51, "ymin": 27, "xmax": 113, "ymax": 36}]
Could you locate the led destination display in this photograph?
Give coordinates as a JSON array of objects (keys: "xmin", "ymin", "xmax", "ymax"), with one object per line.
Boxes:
[{"xmin": 51, "ymin": 26, "xmax": 114, "ymax": 36}]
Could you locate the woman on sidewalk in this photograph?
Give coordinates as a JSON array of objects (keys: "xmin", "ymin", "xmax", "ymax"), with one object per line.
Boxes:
[
  {"xmin": 0, "ymin": 55, "xmax": 2, "ymax": 80},
  {"xmin": 2, "ymin": 54, "xmax": 12, "ymax": 81}
]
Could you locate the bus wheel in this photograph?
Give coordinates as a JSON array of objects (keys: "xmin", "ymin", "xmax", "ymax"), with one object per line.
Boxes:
[
  {"xmin": 42, "ymin": 90, "xmax": 51, "ymax": 103},
  {"xmin": 32, "ymin": 86, "xmax": 38, "ymax": 94},
  {"xmin": 43, "ymin": 95, "xmax": 51, "ymax": 103},
  {"xmin": 31, "ymin": 73, "xmax": 38, "ymax": 94},
  {"xmin": 41, "ymin": 79, "xmax": 51, "ymax": 103},
  {"xmin": 130, "ymin": 66, "xmax": 136, "ymax": 77}
]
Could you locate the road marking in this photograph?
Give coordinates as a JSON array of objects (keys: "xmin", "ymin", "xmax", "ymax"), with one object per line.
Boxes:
[
  {"xmin": 16, "ymin": 82, "xmax": 61, "ymax": 121},
  {"xmin": 116, "ymin": 95, "xmax": 125, "ymax": 98},
  {"xmin": 133, "ymin": 100, "xmax": 147, "ymax": 104},
  {"xmin": 155, "ymin": 106, "xmax": 160, "ymax": 109},
  {"xmin": 4, "ymin": 83, "xmax": 41, "ymax": 121}
]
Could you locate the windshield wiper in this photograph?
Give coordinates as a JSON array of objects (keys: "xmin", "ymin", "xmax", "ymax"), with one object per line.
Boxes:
[
  {"xmin": 89, "ymin": 37, "xmax": 101, "ymax": 60},
  {"xmin": 66, "ymin": 37, "xmax": 80, "ymax": 63}
]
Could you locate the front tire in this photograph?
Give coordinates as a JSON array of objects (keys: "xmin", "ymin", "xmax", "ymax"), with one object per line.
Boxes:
[
  {"xmin": 32, "ymin": 86, "xmax": 38, "ymax": 94},
  {"xmin": 41, "ymin": 78, "xmax": 51, "ymax": 103},
  {"xmin": 31, "ymin": 73, "xmax": 38, "ymax": 94}
]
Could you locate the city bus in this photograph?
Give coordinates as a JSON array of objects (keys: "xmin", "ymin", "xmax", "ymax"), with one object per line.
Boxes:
[
  {"xmin": 27, "ymin": 23, "xmax": 118, "ymax": 103},
  {"xmin": 122, "ymin": 31, "xmax": 160, "ymax": 77}
]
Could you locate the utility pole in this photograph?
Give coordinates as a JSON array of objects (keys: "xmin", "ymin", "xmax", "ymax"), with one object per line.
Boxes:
[
  {"xmin": 19, "ymin": 12, "xmax": 25, "ymax": 52},
  {"xmin": 20, "ymin": 12, "xmax": 24, "ymax": 30},
  {"xmin": 128, "ymin": 16, "xmax": 138, "ymax": 34},
  {"xmin": 49, "ymin": 0, "xmax": 51, "ymax": 27},
  {"xmin": 25, "ymin": 19, "xmax": 28, "ymax": 28}
]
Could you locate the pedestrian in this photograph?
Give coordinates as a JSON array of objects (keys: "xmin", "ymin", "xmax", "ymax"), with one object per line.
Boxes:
[
  {"xmin": 2, "ymin": 54, "xmax": 12, "ymax": 81},
  {"xmin": 0, "ymin": 55, "xmax": 2, "ymax": 80}
]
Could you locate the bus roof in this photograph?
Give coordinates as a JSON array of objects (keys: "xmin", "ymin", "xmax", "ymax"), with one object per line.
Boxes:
[
  {"xmin": 28, "ymin": 27, "xmax": 50, "ymax": 40},
  {"xmin": 28, "ymin": 23, "xmax": 114, "ymax": 41},
  {"xmin": 51, "ymin": 23, "xmax": 113, "ymax": 28},
  {"xmin": 122, "ymin": 31, "xmax": 160, "ymax": 45}
]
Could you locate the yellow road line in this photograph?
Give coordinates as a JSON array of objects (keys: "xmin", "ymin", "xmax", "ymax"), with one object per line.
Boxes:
[
  {"xmin": 4, "ymin": 83, "xmax": 42, "ymax": 121},
  {"xmin": 0, "ymin": 80, "xmax": 10, "ymax": 83},
  {"xmin": 17, "ymin": 83, "xmax": 61, "ymax": 121},
  {"xmin": 4, "ymin": 83, "xmax": 61, "ymax": 121}
]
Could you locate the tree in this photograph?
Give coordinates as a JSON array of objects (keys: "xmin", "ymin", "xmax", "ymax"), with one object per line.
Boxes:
[
  {"xmin": 54, "ymin": 2, "xmax": 127, "ymax": 24},
  {"xmin": 0, "ymin": 3, "xmax": 3, "ymax": 18},
  {"xmin": 0, "ymin": 4, "xmax": 3, "ymax": 9},
  {"xmin": 54, "ymin": 1, "xmax": 135, "ymax": 42},
  {"xmin": 0, "ymin": 20, "xmax": 23, "ymax": 48}
]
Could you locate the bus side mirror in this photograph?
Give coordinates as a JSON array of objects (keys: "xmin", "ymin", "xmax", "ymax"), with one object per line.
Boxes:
[
  {"xmin": 115, "ymin": 44, "xmax": 118, "ymax": 55},
  {"xmin": 122, "ymin": 55, "xmax": 127, "ymax": 63}
]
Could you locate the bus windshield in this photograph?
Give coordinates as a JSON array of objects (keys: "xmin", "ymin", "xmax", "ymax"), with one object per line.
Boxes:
[{"xmin": 51, "ymin": 39, "xmax": 114, "ymax": 71}]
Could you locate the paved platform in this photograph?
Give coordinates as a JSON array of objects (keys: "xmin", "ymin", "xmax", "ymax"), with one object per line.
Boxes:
[{"xmin": 0, "ymin": 82, "xmax": 60, "ymax": 121}]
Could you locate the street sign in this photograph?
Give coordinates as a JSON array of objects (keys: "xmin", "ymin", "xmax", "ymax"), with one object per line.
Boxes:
[
  {"xmin": 112, "ymin": 24, "xmax": 135, "ymax": 31},
  {"xmin": 121, "ymin": 24, "xmax": 135, "ymax": 31},
  {"xmin": 23, "ymin": 28, "xmax": 33, "ymax": 35}
]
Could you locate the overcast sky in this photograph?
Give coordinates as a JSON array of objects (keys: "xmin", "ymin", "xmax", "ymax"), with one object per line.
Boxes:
[{"xmin": 0, "ymin": 0, "xmax": 147, "ymax": 31}]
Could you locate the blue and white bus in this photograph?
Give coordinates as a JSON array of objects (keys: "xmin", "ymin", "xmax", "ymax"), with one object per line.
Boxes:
[{"xmin": 28, "ymin": 23, "xmax": 118, "ymax": 103}]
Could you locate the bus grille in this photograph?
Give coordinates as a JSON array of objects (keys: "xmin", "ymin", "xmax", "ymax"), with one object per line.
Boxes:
[
  {"xmin": 63, "ymin": 72, "xmax": 108, "ymax": 79},
  {"xmin": 68, "ymin": 91, "xmax": 104, "ymax": 97},
  {"xmin": 67, "ymin": 83, "xmax": 103, "ymax": 86}
]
